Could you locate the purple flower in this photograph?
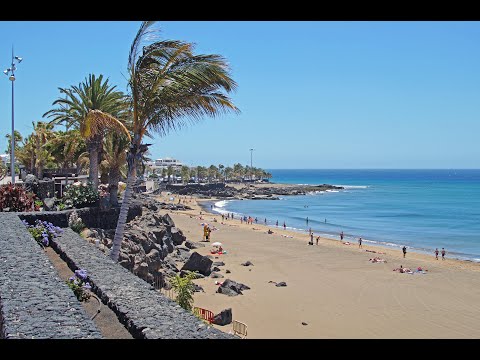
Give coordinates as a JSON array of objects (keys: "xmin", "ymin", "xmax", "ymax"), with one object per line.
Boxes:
[
  {"xmin": 82, "ymin": 282, "xmax": 91, "ymax": 290},
  {"xmin": 75, "ymin": 269, "xmax": 88, "ymax": 280},
  {"xmin": 69, "ymin": 276, "xmax": 76, "ymax": 282},
  {"xmin": 42, "ymin": 238, "xmax": 49, "ymax": 246}
]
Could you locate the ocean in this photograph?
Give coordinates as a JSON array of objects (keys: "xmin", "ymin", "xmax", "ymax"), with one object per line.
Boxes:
[{"xmin": 210, "ymin": 169, "xmax": 480, "ymax": 262}]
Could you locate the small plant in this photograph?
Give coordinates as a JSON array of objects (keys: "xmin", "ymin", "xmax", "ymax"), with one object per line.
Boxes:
[
  {"xmin": 34, "ymin": 199, "xmax": 44, "ymax": 209},
  {"xmin": 63, "ymin": 182, "xmax": 99, "ymax": 208},
  {"xmin": 66, "ymin": 269, "xmax": 92, "ymax": 301},
  {"xmin": 0, "ymin": 183, "xmax": 37, "ymax": 212},
  {"xmin": 22, "ymin": 219, "xmax": 63, "ymax": 247},
  {"xmin": 57, "ymin": 202, "xmax": 66, "ymax": 211},
  {"xmin": 68, "ymin": 210, "xmax": 85, "ymax": 233},
  {"xmin": 170, "ymin": 271, "xmax": 196, "ymax": 311}
]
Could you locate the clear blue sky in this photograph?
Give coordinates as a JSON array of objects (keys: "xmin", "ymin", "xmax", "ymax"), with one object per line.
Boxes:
[{"xmin": 0, "ymin": 21, "xmax": 479, "ymax": 169}]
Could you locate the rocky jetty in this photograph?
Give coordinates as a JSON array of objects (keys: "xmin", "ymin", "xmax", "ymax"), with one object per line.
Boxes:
[{"xmin": 162, "ymin": 183, "xmax": 343, "ymax": 200}]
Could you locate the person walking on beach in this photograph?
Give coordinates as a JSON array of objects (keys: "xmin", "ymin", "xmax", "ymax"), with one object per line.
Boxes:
[
  {"xmin": 340, "ymin": 231, "xmax": 344, "ymax": 242},
  {"xmin": 255, "ymin": 217, "xmax": 258, "ymax": 224},
  {"xmin": 435, "ymin": 248, "xmax": 439, "ymax": 260},
  {"xmin": 316, "ymin": 236, "xmax": 320, "ymax": 245},
  {"xmin": 358, "ymin": 237, "xmax": 362, "ymax": 248},
  {"xmin": 441, "ymin": 248, "xmax": 446, "ymax": 260},
  {"xmin": 402, "ymin": 246, "xmax": 407, "ymax": 258},
  {"xmin": 310, "ymin": 232, "xmax": 314, "ymax": 245},
  {"xmin": 283, "ymin": 221, "xmax": 286, "ymax": 230},
  {"xmin": 276, "ymin": 220, "xmax": 278, "ymax": 227}
]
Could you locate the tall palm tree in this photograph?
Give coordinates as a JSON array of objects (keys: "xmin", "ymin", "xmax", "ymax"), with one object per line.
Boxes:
[
  {"xmin": 33, "ymin": 121, "xmax": 55, "ymax": 178},
  {"xmin": 100, "ymin": 132, "xmax": 129, "ymax": 206},
  {"xmin": 44, "ymin": 74, "xmax": 130, "ymax": 188},
  {"xmin": 5, "ymin": 130, "xmax": 23, "ymax": 154},
  {"xmin": 15, "ymin": 134, "xmax": 36, "ymax": 174},
  {"xmin": 47, "ymin": 129, "xmax": 86, "ymax": 171},
  {"xmin": 109, "ymin": 21, "xmax": 240, "ymax": 261}
]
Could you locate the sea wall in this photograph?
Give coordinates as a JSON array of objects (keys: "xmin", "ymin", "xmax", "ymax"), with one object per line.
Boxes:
[
  {"xmin": 0, "ymin": 211, "xmax": 234, "ymax": 339},
  {"xmin": 0, "ymin": 213, "xmax": 102, "ymax": 339},
  {"xmin": 49, "ymin": 228, "xmax": 233, "ymax": 339},
  {"xmin": 19, "ymin": 203, "xmax": 142, "ymax": 229}
]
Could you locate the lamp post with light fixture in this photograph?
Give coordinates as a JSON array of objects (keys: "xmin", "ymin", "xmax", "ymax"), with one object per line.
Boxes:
[{"xmin": 3, "ymin": 48, "xmax": 22, "ymax": 184}]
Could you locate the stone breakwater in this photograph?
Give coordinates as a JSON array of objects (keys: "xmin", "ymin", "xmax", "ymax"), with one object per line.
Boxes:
[
  {"xmin": 0, "ymin": 213, "xmax": 102, "ymax": 339},
  {"xmin": 163, "ymin": 183, "xmax": 344, "ymax": 200}
]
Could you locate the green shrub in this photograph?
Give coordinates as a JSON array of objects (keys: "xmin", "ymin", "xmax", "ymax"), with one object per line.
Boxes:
[
  {"xmin": 0, "ymin": 183, "xmax": 37, "ymax": 212},
  {"xmin": 170, "ymin": 271, "xmax": 196, "ymax": 311},
  {"xmin": 63, "ymin": 182, "xmax": 99, "ymax": 208}
]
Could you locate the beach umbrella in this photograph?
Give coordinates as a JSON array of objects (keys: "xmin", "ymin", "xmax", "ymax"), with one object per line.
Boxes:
[{"xmin": 212, "ymin": 242, "xmax": 222, "ymax": 247}]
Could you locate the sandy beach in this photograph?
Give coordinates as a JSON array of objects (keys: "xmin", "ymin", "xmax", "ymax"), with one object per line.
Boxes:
[{"xmin": 156, "ymin": 191, "xmax": 480, "ymax": 338}]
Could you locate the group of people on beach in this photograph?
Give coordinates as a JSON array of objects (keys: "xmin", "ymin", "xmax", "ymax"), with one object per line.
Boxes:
[{"xmin": 435, "ymin": 248, "xmax": 446, "ymax": 260}]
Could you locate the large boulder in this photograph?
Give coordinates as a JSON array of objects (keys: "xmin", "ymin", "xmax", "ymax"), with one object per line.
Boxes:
[
  {"xmin": 170, "ymin": 227, "xmax": 186, "ymax": 245},
  {"xmin": 43, "ymin": 197, "xmax": 56, "ymax": 211},
  {"xmin": 216, "ymin": 279, "xmax": 250, "ymax": 296},
  {"xmin": 212, "ymin": 308, "xmax": 232, "ymax": 326},
  {"xmin": 162, "ymin": 213, "xmax": 175, "ymax": 227},
  {"xmin": 185, "ymin": 240, "xmax": 205, "ymax": 249},
  {"xmin": 162, "ymin": 234, "xmax": 174, "ymax": 253},
  {"xmin": 24, "ymin": 174, "xmax": 38, "ymax": 183},
  {"xmin": 152, "ymin": 229, "xmax": 166, "ymax": 245},
  {"xmin": 181, "ymin": 252, "xmax": 213, "ymax": 276},
  {"xmin": 133, "ymin": 262, "xmax": 149, "ymax": 279}
]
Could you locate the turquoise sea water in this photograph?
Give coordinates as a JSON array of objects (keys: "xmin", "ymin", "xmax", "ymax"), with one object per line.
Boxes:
[{"xmin": 211, "ymin": 169, "xmax": 480, "ymax": 262}]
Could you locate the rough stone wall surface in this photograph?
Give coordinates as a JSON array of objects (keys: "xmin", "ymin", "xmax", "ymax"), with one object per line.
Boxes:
[
  {"xmin": 50, "ymin": 228, "xmax": 234, "ymax": 339},
  {"xmin": 19, "ymin": 203, "xmax": 142, "ymax": 229},
  {"xmin": 0, "ymin": 213, "xmax": 102, "ymax": 339}
]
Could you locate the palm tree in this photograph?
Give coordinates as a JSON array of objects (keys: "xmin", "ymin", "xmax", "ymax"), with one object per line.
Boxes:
[
  {"xmin": 5, "ymin": 130, "xmax": 23, "ymax": 154},
  {"xmin": 100, "ymin": 132, "xmax": 129, "ymax": 206},
  {"xmin": 15, "ymin": 134, "xmax": 36, "ymax": 174},
  {"xmin": 167, "ymin": 165, "xmax": 174, "ymax": 183},
  {"xmin": 181, "ymin": 165, "xmax": 190, "ymax": 184},
  {"xmin": 47, "ymin": 129, "xmax": 87, "ymax": 171},
  {"xmin": 33, "ymin": 121, "xmax": 55, "ymax": 178},
  {"xmin": 109, "ymin": 21, "xmax": 240, "ymax": 261},
  {"xmin": 218, "ymin": 164, "xmax": 225, "ymax": 182},
  {"xmin": 44, "ymin": 74, "xmax": 130, "ymax": 188}
]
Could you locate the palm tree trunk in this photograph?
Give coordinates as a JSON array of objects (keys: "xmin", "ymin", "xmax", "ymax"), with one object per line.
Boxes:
[
  {"xmin": 87, "ymin": 138, "xmax": 100, "ymax": 189},
  {"xmin": 109, "ymin": 169, "xmax": 120, "ymax": 207},
  {"xmin": 110, "ymin": 163, "xmax": 135, "ymax": 262}
]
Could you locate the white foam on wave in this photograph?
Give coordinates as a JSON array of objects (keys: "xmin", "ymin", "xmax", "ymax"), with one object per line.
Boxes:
[
  {"xmin": 325, "ymin": 190, "xmax": 339, "ymax": 193},
  {"xmin": 334, "ymin": 184, "xmax": 369, "ymax": 189},
  {"xmin": 214, "ymin": 200, "xmax": 229, "ymax": 208}
]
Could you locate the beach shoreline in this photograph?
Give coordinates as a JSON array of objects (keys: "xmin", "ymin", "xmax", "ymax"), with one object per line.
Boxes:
[{"xmin": 153, "ymin": 190, "xmax": 480, "ymax": 338}]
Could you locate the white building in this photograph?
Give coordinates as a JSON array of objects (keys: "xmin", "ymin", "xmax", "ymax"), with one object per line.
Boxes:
[
  {"xmin": 0, "ymin": 154, "xmax": 9, "ymax": 165},
  {"xmin": 146, "ymin": 157, "xmax": 184, "ymax": 174}
]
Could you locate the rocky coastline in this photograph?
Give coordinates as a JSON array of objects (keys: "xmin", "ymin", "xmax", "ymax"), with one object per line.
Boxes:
[{"xmin": 159, "ymin": 183, "xmax": 344, "ymax": 200}]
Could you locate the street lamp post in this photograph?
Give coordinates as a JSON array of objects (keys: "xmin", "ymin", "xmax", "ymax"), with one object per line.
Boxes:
[
  {"xmin": 3, "ymin": 48, "xmax": 22, "ymax": 185},
  {"xmin": 249, "ymin": 148, "xmax": 254, "ymax": 181}
]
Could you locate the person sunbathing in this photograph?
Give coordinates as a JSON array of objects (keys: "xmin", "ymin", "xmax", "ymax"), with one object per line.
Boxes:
[{"xmin": 369, "ymin": 257, "xmax": 387, "ymax": 263}]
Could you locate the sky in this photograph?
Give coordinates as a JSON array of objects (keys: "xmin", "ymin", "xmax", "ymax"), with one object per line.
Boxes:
[{"xmin": 0, "ymin": 21, "xmax": 479, "ymax": 169}]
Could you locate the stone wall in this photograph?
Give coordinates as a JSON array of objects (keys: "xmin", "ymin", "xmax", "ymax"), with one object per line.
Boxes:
[
  {"xmin": 0, "ymin": 211, "xmax": 235, "ymax": 339},
  {"xmin": 50, "ymin": 228, "xmax": 234, "ymax": 339},
  {"xmin": 0, "ymin": 213, "xmax": 102, "ymax": 339},
  {"xmin": 19, "ymin": 179, "xmax": 55, "ymax": 200},
  {"xmin": 20, "ymin": 202, "xmax": 142, "ymax": 229}
]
